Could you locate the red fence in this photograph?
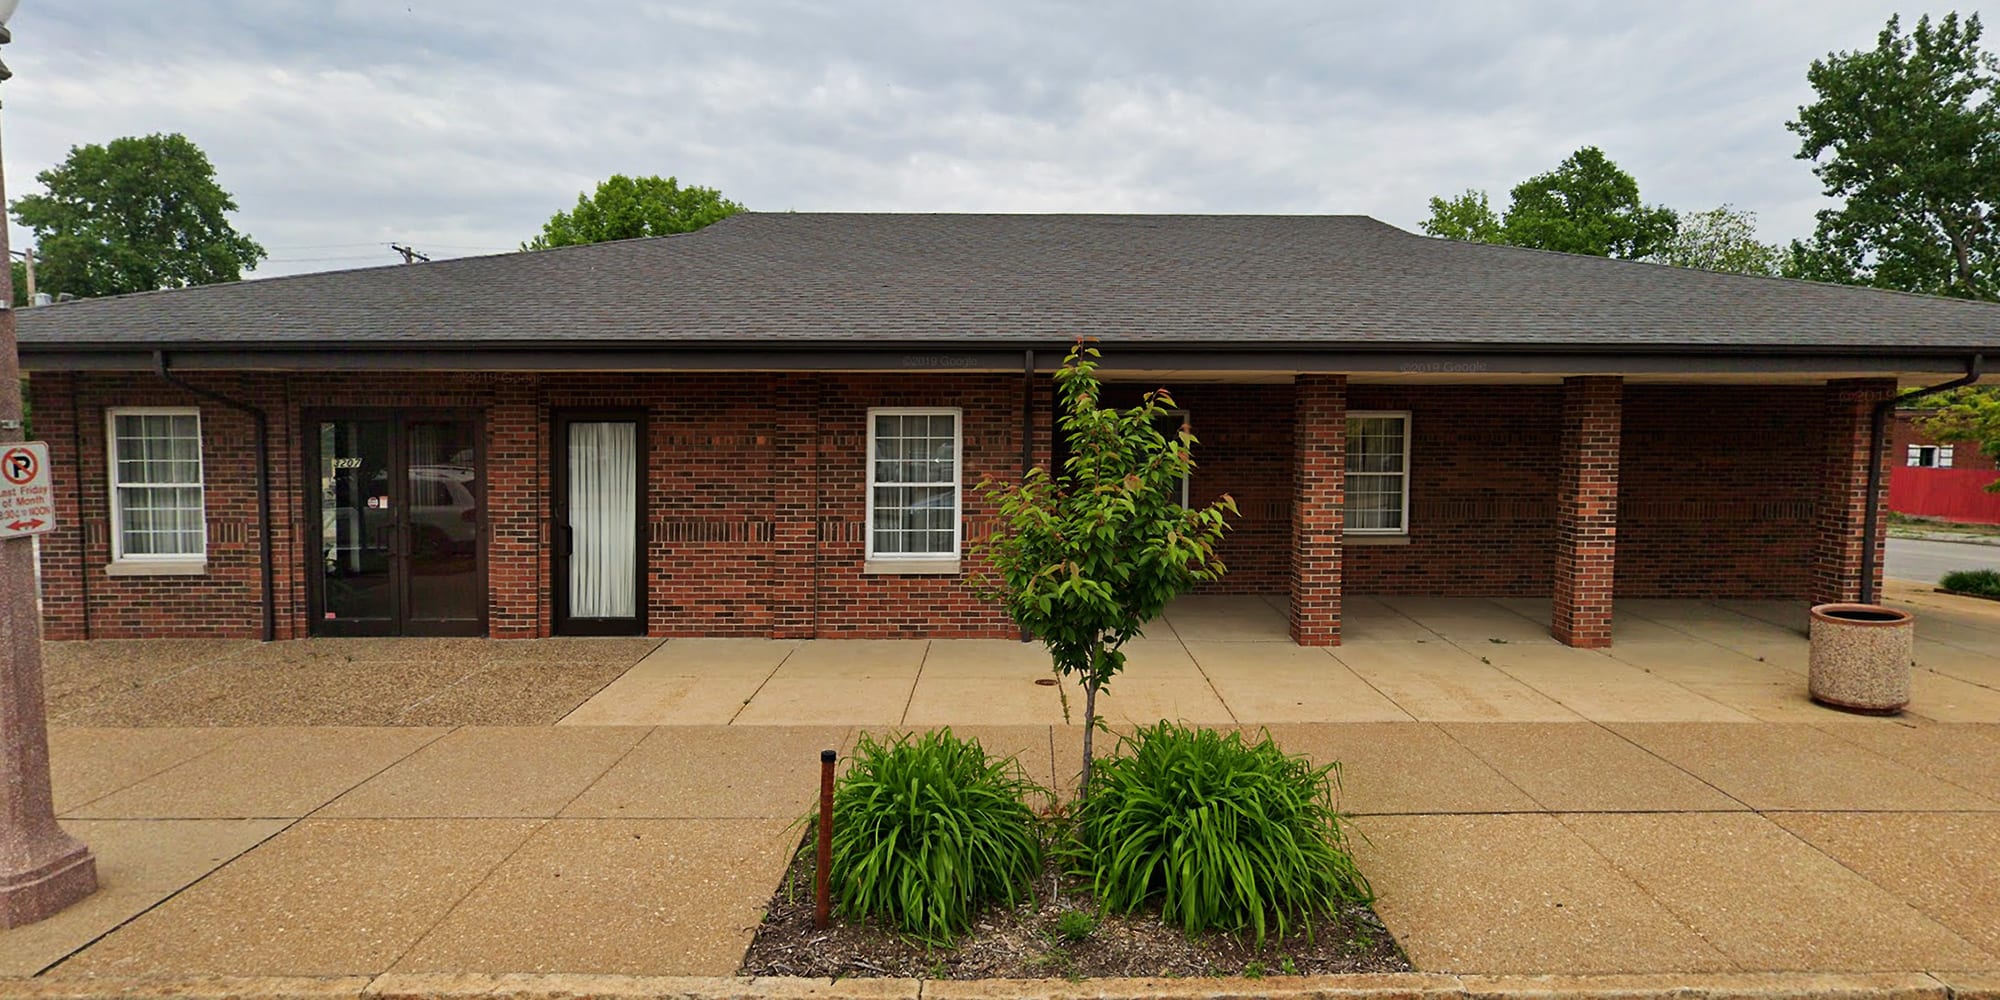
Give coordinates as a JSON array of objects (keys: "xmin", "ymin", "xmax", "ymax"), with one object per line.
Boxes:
[{"xmin": 1890, "ymin": 467, "xmax": 2000, "ymax": 524}]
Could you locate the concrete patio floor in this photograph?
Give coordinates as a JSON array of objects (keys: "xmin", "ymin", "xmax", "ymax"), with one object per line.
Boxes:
[
  {"xmin": 562, "ymin": 584, "xmax": 2000, "ymax": 727},
  {"xmin": 6, "ymin": 583, "xmax": 1999, "ymax": 985}
]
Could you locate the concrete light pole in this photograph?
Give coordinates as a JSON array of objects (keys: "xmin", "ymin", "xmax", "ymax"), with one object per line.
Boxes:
[{"xmin": 0, "ymin": 0, "xmax": 99, "ymax": 929}]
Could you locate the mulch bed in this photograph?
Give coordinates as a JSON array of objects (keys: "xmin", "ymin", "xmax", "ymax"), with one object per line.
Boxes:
[{"xmin": 740, "ymin": 834, "xmax": 1411, "ymax": 980}]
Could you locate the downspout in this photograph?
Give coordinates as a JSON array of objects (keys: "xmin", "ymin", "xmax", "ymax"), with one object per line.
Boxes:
[
  {"xmin": 70, "ymin": 379, "xmax": 87, "ymax": 639},
  {"xmin": 1858, "ymin": 353, "xmax": 1983, "ymax": 605},
  {"xmin": 153, "ymin": 351, "xmax": 276, "ymax": 642}
]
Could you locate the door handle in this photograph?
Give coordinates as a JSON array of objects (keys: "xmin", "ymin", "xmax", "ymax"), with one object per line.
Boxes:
[{"xmin": 561, "ymin": 524, "xmax": 574, "ymax": 557}]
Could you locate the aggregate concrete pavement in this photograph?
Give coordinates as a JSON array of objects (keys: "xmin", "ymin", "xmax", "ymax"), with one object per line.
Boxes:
[{"xmin": 6, "ymin": 588, "xmax": 1999, "ymax": 986}]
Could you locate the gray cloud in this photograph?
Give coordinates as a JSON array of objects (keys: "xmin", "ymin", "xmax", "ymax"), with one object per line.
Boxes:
[{"xmin": 0, "ymin": 1, "xmax": 1922, "ymax": 278}]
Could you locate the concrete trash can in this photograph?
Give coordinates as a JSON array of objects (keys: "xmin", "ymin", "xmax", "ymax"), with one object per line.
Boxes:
[{"xmin": 1808, "ymin": 603, "xmax": 1914, "ymax": 714}]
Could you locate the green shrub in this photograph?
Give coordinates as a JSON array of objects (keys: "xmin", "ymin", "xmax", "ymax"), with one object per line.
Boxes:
[
  {"xmin": 1070, "ymin": 722, "xmax": 1371, "ymax": 945},
  {"xmin": 827, "ymin": 728, "xmax": 1045, "ymax": 944},
  {"xmin": 1941, "ymin": 568, "xmax": 2000, "ymax": 597}
]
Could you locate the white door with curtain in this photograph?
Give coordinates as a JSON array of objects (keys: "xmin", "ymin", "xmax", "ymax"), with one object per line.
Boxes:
[{"xmin": 561, "ymin": 418, "xmax": 642, "ymax": 631}]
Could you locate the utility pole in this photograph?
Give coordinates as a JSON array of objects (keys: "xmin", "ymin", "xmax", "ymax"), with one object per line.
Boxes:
[{"xmin": 389, "ymin": 243, "xmax": 430, "ymax": 265}]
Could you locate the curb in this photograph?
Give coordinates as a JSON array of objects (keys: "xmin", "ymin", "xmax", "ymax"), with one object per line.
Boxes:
[
  {"xmin": 0, "ymin": 972, "xmax": 1994, "ymax": 1000},
  {"xmin": 1889, "ymin": 530, "xmax": 2000, "ymax": 548}
]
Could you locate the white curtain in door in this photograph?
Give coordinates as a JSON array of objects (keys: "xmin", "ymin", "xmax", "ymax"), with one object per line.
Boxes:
[{"xmin": 568, "ymin": 422, "xmax": 638, "ymax": 618}]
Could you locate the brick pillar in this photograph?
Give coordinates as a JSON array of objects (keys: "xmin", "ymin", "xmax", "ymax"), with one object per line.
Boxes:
[
  {"xmin": 486, "ymin": 376, "xmax": 545, "ymax": 638},
  {"xmin": 770, "ymin": 375, "xmax": 819, "ymax": 638},
  {"xmin": 1812, "ymin": 378, "xmax": 1897, "ymax": 606},
  {"xmin": 1289, "ymin": 375, "xmax": 1346, "ymax": 645},
  {"xmin": 1551, "ymin": 376, "xmax": 1622, "ymax": 648}
]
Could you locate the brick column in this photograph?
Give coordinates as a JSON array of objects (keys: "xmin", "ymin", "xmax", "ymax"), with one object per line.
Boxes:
[
  {"xmin": 770, "ymin": 375, "xmax": 819, "ymax": 638},
  {"xmin": 1289, "ymin": 375, "xmax": 1346, "ymax": 645},
  {"xmin": 486, "ymin": 376, "xmax": 545, "ymax": 638},
  {"xmin": 1551, "ymin": 376, "xmax": 1622, "ymax": 648},
  {"xmin": 1812, "ymin": 378, "xmax": 1897, "ymax": 606}
]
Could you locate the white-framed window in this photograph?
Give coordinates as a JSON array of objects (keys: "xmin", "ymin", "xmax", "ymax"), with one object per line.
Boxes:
[
  {"xmin": 1907, "ymin": 444, "xmax": 1954, "ymax": 468},
  {"xmin": 107, "ymin": 407, "xmax": 207, "ymax": 563},
  {"xmin": 866, "ymin": 407, "xmax": 961, "ymax": 561},
  {"xmin": 1346, "ymin": 411, "xmax": 1410, "ymax": 534}
]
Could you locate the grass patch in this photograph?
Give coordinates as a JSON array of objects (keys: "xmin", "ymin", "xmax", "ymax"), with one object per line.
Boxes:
[
  {"xmin": 1941, "ymin": 568, "xmax": 2000, "ymax": 598},
  {"xmin": 1069, "ymin": 721, "xmax": 1372, "ymax": 946},
  {"xmin": 824, "ymin": 728, "xmax": 1045, "ymax": 945}
]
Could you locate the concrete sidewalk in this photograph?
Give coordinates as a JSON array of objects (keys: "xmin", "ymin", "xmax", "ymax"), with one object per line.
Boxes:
[{"xmin": 5, "ymin": 717, "xmax": 1998, "ymax": 981}]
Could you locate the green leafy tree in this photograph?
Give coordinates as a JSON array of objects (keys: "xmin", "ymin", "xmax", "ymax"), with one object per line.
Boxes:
[
  {"xmin": 1421, "ymin": 189, "xmax": 1504, "ymax": 242},
  {"xmin": 1917, "ymin": 386, "xmax": 2000, "ymax": 489},
  {"xmin": 1422, "ymin": 147, "xmax": 1677, "ymax": 259},
  {"xmin": 1788, "ymin": 13, "xmax": 2000, "ymax": 298},
  {"xmin": 1648, "ymin": 205, "xmax": 1784, "ymax": 275},
  {"xmin": 976, "ymin": 344, "xmax": 1236, "ymax": 796},
  {"xmin": 1500, "ymin": 146, "xmax": 1679, "ymax": 258},
  {"xmin": 524, "ymin": 174, "xmax": 744, "ymax": 249},
  {"xmin": 11, "ymin": 133, "xmax": 266, "ymax": 299}
]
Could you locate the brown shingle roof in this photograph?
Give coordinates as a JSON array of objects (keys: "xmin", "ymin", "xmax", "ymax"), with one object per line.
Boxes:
[{"xmin": 17, "ymin": 213, "xmax": 2000, "ymax": 354}]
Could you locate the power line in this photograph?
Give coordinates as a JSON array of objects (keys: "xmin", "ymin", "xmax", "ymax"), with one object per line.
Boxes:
[{"xmin": 389, "ymin": 244, "xmax": 431, "ymax": 264}]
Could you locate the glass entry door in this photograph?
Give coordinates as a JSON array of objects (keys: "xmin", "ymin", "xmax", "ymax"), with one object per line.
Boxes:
[
  {"xmin": 310, "ymin": 412, "xmax": 485, "ymax": 636},
  {"xmin": 554, "ymin": 412, "xmax": 646, "ymax": 635}
]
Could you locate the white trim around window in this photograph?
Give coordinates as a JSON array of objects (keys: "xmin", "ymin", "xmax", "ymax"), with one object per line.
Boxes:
[
  {"xmin": 106, "ymin": 406, "xmax": 208, "ymax": 572},
  {"xmin": 1345, "ymin": 410, "xmax": 1411, "ymax": 535},
  {"xmin": 864, "ymin": 407, "xmax": 962, "ymax": 572}
]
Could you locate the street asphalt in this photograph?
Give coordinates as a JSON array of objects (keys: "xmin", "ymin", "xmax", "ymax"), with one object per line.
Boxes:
[{"xmin": 1887, "ymin": 536, "xmax": 2000, "ymax": 585}]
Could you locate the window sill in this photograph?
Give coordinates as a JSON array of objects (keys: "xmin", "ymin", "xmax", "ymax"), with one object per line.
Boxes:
[
  {"xmin": 105, "ymin": 560, "xmax": 207, "ymax": 577},
  {"xmin": 1344, "ymin": 533, "xmax": 1411, "ymax": 546},
  {"xmin": 863, "ymin": 558, "xmax": 961, "ymax": 576}
]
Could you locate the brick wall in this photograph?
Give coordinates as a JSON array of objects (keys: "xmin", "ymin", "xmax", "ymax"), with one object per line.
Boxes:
[
  {"xmin": 30, "ymin": 371, "xmax": 1869, "ymax": 640},
  {"xmin": 1097, "ymin": 382, "xmax": 1295, "ymax": 594},
  {"xmin": 32, "ymin": 372, "xmax": 296, "ymax": 640},
  {"xmin": 1343, "ymin": 385, "xmax": 1562, "ymax": 595},
  {"xmin": 1618, "ymin": 385, "xmax": 1822, "ymax": 600}
]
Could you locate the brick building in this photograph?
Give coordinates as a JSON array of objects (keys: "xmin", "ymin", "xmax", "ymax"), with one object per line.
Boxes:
[{"xmin": 17, "ymin": 214, "xmax": 1999, "ymax": 647}]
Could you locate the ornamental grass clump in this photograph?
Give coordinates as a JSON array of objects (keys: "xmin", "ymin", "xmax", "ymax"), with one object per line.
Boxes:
[
  {"xmin": 826, "ymin": 729, "xmax": 1046, "ymax": 944},
  {"xmin": 1941, "ymin": 568, "xmax": 2000, "ymax": 598},
  {"xmin": 1070, "ymin": 722, "xmax": 1372, "ymax": 946}
]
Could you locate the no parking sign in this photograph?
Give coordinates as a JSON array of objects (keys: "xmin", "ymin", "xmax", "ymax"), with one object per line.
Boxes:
[{"xmin": 0, "ymin": 442, "xmax": 55, "ymax": 539}]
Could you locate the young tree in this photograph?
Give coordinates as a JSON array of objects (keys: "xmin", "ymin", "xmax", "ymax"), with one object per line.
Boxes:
[
  {"xmin": 1648, "ymin": 205, "xmax": 1784, "ymax": 276},
  {"xmin": 1788, "ymin": 13, "xmax": 2000, "ymax": 299},
  {"xmin": 976, "ymin": 344, "xmax": 1236, "ymax": 797},
  {"xmin": 1917, "ymin": 386, "xmax": 2000, "ymax": 490},
  {"xmin": 524, "ymin": 174, "xmax": 744, "ymax": 249},
  {"xmin": 12, "ymin": 133, "xmax": 266, "ymax": 299},
  {"xmin": 1500, "ymin": 146, "xmax": 1679, "ymax": 259},
  {"xmin": 1421, "ymin": 189, "xmax": 1504, "ymax": 243}
]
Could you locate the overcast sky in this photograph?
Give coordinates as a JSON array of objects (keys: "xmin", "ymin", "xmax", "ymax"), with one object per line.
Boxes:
[{"xmin": 0, "ymin": 1, "xmax": 1930, "ymax": 278}]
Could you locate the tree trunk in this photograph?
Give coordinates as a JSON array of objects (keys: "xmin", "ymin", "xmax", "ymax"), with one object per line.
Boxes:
[{"xmin": 1080, "ymin": 679, "xmax": 1098, "ymax": 801}]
